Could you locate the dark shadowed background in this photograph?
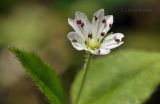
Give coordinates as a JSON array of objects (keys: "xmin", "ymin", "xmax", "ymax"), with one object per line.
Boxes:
[{"xmin": 0, "ymin": 0, "xmax": 160, "ymax": 104}]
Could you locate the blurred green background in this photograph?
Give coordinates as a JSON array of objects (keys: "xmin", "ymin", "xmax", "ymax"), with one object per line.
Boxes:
[{"xmin": 0, "ymin": 0, "xmax": 160, "ymax": 104}]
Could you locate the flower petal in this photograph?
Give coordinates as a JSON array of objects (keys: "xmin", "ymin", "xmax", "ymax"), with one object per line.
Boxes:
[
  {"xmin": 105, "ymin": 33, "xmax": 124, "ymax": 40},
  {"xmin": 89, "ymin": 48, "xmax": 111, "ymax": 55},
  {"xmin": 67, "ymin": 32, "xmax": 86, "ymax": 50},
  {"xmin": 91, "ymin": 9, "xmax": 104, "ymax": 37},
  {"xmin": 68, "ymin": 18, "xmax": 84, "ymax": 39},
  {"xmin": 75, "ymin": 11, "xmax": 91, "ymax": 38},
  {"xmin": 102, "ymin": 15, "xmax": 113, "ymax": 34},
  {"xmin": 96, "ymin": 16, "xmax": 111, "ymax": 39},
  {"xmin": 93, "ymin": 9, "xmax": 104, "ymax": 20},
  {"xmin": 101, "ymin": 33, "xmax": 124, "ymax": 49}
]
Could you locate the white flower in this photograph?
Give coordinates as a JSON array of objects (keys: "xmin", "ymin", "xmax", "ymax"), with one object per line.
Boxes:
[{"xmin": 67, "ymin": 9, "xmax": 124, "ymax": 55}]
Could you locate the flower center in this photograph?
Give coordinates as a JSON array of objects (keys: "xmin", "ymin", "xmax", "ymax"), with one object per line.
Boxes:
[{"xmin": 88, "ymin": 38, "xmax": 100, "ymax": 50}]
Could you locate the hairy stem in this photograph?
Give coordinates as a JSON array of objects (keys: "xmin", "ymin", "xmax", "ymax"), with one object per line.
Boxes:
[{"xmin": 75, "ymin": 53, "xmax": 92, "ymax": 104}]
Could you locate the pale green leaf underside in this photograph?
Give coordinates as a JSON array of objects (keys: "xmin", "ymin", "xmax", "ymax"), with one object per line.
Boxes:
[
  {"xmin": 71, "ymin": 50, "xmax": 160, "ymax": 104},
  {"xmin": 9, "ymin": 47, "xmax": 67, "ymax": 104}
]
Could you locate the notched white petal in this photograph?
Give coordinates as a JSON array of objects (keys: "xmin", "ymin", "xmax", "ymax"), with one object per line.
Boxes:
[
  {"xmin": 99, "ymin": 49, "xmax": 111, "ymax": 55},
  {"xmin": 68, "ymin": 18, "xmax": 85, "ymax": 38},
  {"xmin": 107, "ymin": 15, "xmax": 113, "ymax": 23},
  {"xmin": 93, "ymin": 9, "xmax": 104, "ymax": 19},
  {"xmin": 71, "ymin": 42, "xmax": 86, "ymax": 50},
  {"xmin": 106, "ymin": 33, "xmax": 124, "ymax": 41},
  {"xmin": 75, "ymin": 11, "xmax": 91, "ymax": 36},
  {"xmin": 75, "ymin": 11, "xmax": 87, "ymax": 20},
  {"xmin": 102, "ymin": 15, "xmax": 114, "ymax": 33},
  {"xmin": 97, "ymin": 16, "xmax": 110, "ymax": 38},
  {"xmin": 101, "ymin": 33, "xmax": 124, "ymax": 49},
  {"xmin": 67, "ymin": 32, "xmax": 86, "ymax": 50},
  {"xmin": 67, "ymin": 32, "xmax": 83, "ymax": 42},
  {"xmin": 102, "ymin": 42, "xmax": 124, "ymax": 49},
  {"xmin": 115, "ymin": 33, "xmax": 124, "ymax": 39},
  {"xmin": 92, "ymin": 9, "xmax": 105, "ymax": 37},
  {"xmin": 90, "ymin": 48, "xmax": 111, "ymax": 55}
]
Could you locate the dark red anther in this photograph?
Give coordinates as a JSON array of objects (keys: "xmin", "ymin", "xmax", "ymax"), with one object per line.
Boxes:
[
  {"xmin": 102, "ymin": 19, "xmax": 106, "ymax": 23},
  {"xmin": 94, "ymin": 16, "xmax": 98, "ymax": 21},
  {"xmin": 81, "ymin": 23, "xmax": 84, "ymax": 28},
  {"xmin": 76, "ymin": 20, "xmax": 81, "ymax": 24},
  {"xmin": 101, "ymin": 32, "xmax": 105, "ymax": 36},
  {"xmin": 88, "ymin": 34, "xmax": 92, "ymax": 38},
  {"xmin": 72, "ymin": 39, "xmax": 77, "ymax": 42},
  {"xmin": 109, "ymin": 24, "xmax": 112, "ymax": 28},
  {"xmin": 85, "ymin": 40, "xmax": 87, "ymax": 44},
  {"xmin": 115, "ymin": 38, "xmax": 120, "ymax": 43},
  {"xmin": 98, "ymin": 50, "xmax": 101, "ymax": 54}
]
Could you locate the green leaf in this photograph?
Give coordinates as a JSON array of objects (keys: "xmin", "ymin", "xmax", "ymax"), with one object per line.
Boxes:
[
  {"xmin": 71, "ymin": 50, "xmax": 160, "ymax": 104},
  {"xmin": 9, "ymin": 47, "xmax": 67, "ymax": 104}
]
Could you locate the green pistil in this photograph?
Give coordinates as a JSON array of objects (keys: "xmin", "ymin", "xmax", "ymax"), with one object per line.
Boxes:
[{"xmin": 88, "ymin": 38, "xmax": 100, "ymax": 50}]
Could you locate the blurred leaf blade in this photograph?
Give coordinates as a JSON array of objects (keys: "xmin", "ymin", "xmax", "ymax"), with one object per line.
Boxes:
[
  {"xmin": 71, "ymin": 50, "xmax": 160, "ymax": 104},
  {"xmin": 9, "ymin": 47, "xmax": 67, "ymax": 104}
]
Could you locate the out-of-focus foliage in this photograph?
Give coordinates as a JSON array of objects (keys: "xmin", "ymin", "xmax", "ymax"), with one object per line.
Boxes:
[
  {"xmin": 0, "ymin": 5, "xmax": 55, "ymax": 49},
  {"xmin": 125, "ymin": 32, "xmax": 160, "ymax": 51},
  {"xmin": 0, "ymin": 4, "xmax": 74, "ymax": 73},
  {"xmin": 9, "ymin": 47, "xmax": 67, "ymax": 104},
  {"xmin": 71, "ymin": 50, "xmax": 160, "ymax": 104}
]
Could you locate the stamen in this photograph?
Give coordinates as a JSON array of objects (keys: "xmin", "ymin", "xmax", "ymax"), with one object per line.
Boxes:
[
  {"xmin": 85, "ymin": 40, "xmax": 87, "ymax": 44},
  {"xmin": 115, "ymin": 38, "xmax": 120, "ymax": 43},
  {"xmin": 98, "ymin": 50, "xmax": 101, "ymax": 54},
  {"xmin": 76, "ymin": 20, "xmax": 81, "ymax": 24},
  {"xmin": 109, "ymin": 24, "xmax": 112, "ymax": 28},
  {"xmin": 94, "ymin": 16, "xmax": 98, "ymax": 21},
  {"xmin": 81, "ymin": 23, "xmax": 84, "ymax": 28},
  {"xmin": 72, "ymin": 39, "xmax": 77, "ymax": 42},
  {"xmin": 101, "ymin": 32, "xmax": 105, "ymax": 36},
  {"xmin": 88, "ymin": 34, "xmax": 92, "ymax": 38},
  {"xmin": 102, "ymin": 19, "xmax": 106, "ymax": 23}
]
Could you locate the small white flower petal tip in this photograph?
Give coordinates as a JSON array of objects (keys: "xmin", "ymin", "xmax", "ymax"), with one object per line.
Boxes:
[{"xmin": 67, "ymin": 9, "xmax": 124, "ymax": 55}]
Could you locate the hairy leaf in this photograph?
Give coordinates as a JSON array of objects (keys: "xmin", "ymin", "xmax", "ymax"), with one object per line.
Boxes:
[{"xmin": 9, "ymin": 47, "xmax": 67, "ymax": 104}]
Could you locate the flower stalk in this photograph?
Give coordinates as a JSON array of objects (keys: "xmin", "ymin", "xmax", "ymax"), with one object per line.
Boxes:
[{"xmin": 75, "ymin": 53, "xmax": 92, "ymax": 104}]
